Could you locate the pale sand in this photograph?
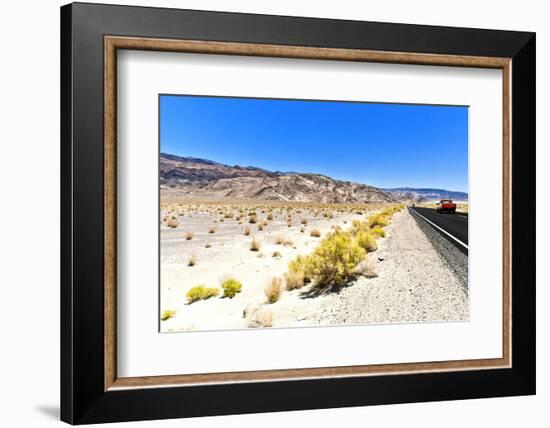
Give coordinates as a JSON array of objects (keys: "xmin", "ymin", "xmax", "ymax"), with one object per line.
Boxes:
[
  {"xmin": 160, "ymin": 206, "xmax": 468, "ymax": 332},
  {"xmin": 160, "ymin": 205, "xmax": 368, "ymax": 332}
]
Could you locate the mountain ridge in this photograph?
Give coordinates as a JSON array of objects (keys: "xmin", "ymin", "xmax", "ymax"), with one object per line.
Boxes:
[{"xmin": 160, "ymin": 153, "xmax": 395, "ymax": 203}]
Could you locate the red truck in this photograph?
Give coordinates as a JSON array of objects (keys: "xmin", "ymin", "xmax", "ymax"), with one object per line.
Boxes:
[{"xmin": 436, "ymin": 199, "xmax": 456, "ymax": 214}]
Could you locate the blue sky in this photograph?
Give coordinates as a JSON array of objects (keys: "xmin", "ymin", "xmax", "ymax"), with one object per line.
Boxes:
[{"xmin": 160, "ymin": 95, "xmax": 468, "ymax": 192}]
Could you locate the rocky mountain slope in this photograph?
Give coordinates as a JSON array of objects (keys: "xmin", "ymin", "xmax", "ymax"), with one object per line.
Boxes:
[
  {"xmin": 382, "ymin": 187, "xmax": 468, "ymax": 202},
  {"xmin": 160, "ymin": 153, "xmax": 395, "ymax": 203}
]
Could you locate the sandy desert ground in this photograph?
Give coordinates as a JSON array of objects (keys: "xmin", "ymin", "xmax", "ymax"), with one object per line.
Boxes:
[{"xmin": 159, "ymin": 196, "xmax": 468, "ymax": 332}]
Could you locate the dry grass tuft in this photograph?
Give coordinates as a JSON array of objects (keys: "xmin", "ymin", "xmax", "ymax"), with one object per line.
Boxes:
[
  {"xmin": 285, "ymin": 271, "xmax": 305, "ymax": 290},
  {"xmin": 185, "ymin": 231, "xmax": 193, "ymax": 240},
  {"xmin": 166, "ymin": 217, "xmax": 179, "ymax": 228},
  {"xmin": 247, "ymin": 306, "xmax": 273, "ymax": 328},
  {"xmin": 187, "ymin": 254, "xmax": 197, "ymax": 266},
  {"xmin": 264, "ymin": 277, "xmax": 284, "ymax": 304},
  {"xmin": 250, "ymin": 237, "xmax": 261, "ymax": 252},
  {"xmin": 310, "ymin": 229, "xmax": 321, "ymax": 238}
]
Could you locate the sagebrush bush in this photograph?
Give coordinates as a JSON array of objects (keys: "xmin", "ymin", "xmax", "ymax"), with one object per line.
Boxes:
[
  {"xmin": 221, "ymin": 278, "xmax": 242, "ymax": 298},
  {"xmin": 243, "ymin": 227, "xmax": 251, "ymax": 236},
  {"xmin": 186, "ymin": 285, "xmax": 219, "ymax": 303},
  {"xmin": 208, "ymin": 226, "xmax": 216, "ymax": 234},
  {"xmin": 185, "ymin": 231, "xmax": 193, "ymax": 240},
  {"xmin": 161, "ymin": 309, "xmax": 176, "ymax": 321},
  {"xmin": 187, "ymin": 255, "xmax": 197, "ymax": 266},
  {"xmin": 370, "ymin": 226, "xmax": 386, "ymax": 238},
  {"xmin": 264, "ymin": 277, "xmax": 284, "ymax": 304},
  {"xmin": 356, "ymin": 231, "xmax": 377, "ymax": 252},
  {"xmin": 288, "ymin": 255, "xmax": 312, "ymax": 284},
  {"xmin": 305, "ymin": 230, "xmax": 365, "ymax": 287},
  {"xmin": 368, "ymin": 213, "xmax": 389, "ymax": 228}
]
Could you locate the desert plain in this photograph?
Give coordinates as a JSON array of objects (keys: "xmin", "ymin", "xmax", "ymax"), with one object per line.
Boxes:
[{"xmin": 160, "ymin": 192, "xmax": 468, "ymax": 332}]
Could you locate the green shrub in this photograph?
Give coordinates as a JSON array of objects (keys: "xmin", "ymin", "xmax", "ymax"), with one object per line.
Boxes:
[
  {"xmin": 305, "ymin": 230, "xmax": 365, "ymax": 287},
  {"xmin": 186, "ymin": 285, "xmax": 220, "ymax": 303},
  {"xmin": 221, "ymin": 278, "xmax": 242, "ymax": 298},
  {"xmin": 370, "ymin": 226, "xmax": 386, "ymax": 238},
  {"xmin": 161, "ymin": 309, "xmax": 176, "ymax": 321},
  {"xmin": 356, "ymin": 231, "xmax": 377, "ymax": 252}
]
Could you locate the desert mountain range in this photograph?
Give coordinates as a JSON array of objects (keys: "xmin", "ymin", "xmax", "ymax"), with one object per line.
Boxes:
[
  {"xmin": 160, "ymin": 153, "xmax": 396, "ymax": 203},
  {"xmin": 160, "ymin": 153, "xmax": 467, "ymax": 203}
]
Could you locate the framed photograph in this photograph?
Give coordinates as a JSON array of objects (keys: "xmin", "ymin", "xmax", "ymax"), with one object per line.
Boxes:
[{"xmin": 61, "ymin": 2, "xmax": 535, "ymax": 424}]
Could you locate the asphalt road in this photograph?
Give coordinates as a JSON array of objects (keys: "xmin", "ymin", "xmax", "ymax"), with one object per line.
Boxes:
[{"xmin": 409, "ymin": 206, "xmax": 468, "ymax": 250}]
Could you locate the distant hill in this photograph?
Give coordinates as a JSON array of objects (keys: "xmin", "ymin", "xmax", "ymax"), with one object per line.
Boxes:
[
  {"xmin": 160, "ymin": 153, "xmax": 395, "ymax": 204},
  {"xmin": 382, "ymin": 187, "xmax": 468, "ymax": 202}
]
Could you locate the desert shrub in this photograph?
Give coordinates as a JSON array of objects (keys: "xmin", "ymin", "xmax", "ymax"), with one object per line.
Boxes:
[
  {"xmin": 272, "ymin": 251, "xmax": 282, "ymax": 258},
  {"xmin": 368, "ymin": 213, "xmax": 389, "ymax": 228},
  {"xmin": 187, "ymin": 254, "xmax": 197, "ymax": 266},
  {"xmin": 250, "ymin": 237, "xmax": 261, "ymax": 251},
  {"xmin": 355, "ymin": 257, "xmax": 378, "ymax": 278},
  {"xmin": 243, "ymin": 227, "xmax": 251, "ymax": 236},
  {"xmin": 370, "ymin": 226, "xmax": 386, "ymax": 238},
  {"xmin": 205, "ymin": 242, "xmax": 212, "ymax": 248},
  {"xmin": 166, "ymin": 216, "xmax": 179, "ymax": 228},
  {"xmin": 264, "ymin": 277, "xmax": 284, "ymax": 304},
  {"xmin": 221, "ymin": 278, "xmax": 242, "ymax": 298},
  {"xmin": 258, "ymin": 224, "xmax": 264, "ymax": 231},
  {"xmin": 208, "ymin": 226, "xmax": 216, "ymax": 234},
  {"xmin": 301, "ymin": 219, "xmax": 308, "ymax": 225},
  {"xmin": 310, "ymin": 229, "xmax": 321, "ymax": 238},
  {"xmin": 288, "ymin": 255, "xmax": 312, "ymax": 284},
  {"xmin": 356, "ymin": 231, "xmax": 377, "ymax": 252},
  {"xmin": 305, "ymin": 231, "xmax": 365, "ymax": 287},
  {"xmin": 275, "ymin": 235, "xmax": 293, "ymax": 246},
  {"xmin": 247, "ymin": 306, "xmax": 273, "ymax": 328},
  {"xmin": 300, "ymin": 227, "xmax": 305, "ymax": 233},
  {"xmin": 186, "ymin": 285, "xmax": 219, "ymax": 303},
  {"xmin": 185, "ymin": 231, "xmax": 193, "ymax": 240},
  {"xmin": 350, "ymin": 220, "xmax": 368, "ymax": 235},
  {"xmin": 285, "ymin": 271, "xmax": 305, "ymax": 290},
  {"xmin": 224, "ymin": 213, "xmax": 233, "ymax": 219},
  {"xmin": 267, "ymin": 213, "xmax": 273, "ymax": 221},
  {"xmin": 248, "ymin": 215, "xmax": 257, "ymax": 224},
  {"xmin": 161, "ymin": 309, "xmax": 176, "ymax": 321}
]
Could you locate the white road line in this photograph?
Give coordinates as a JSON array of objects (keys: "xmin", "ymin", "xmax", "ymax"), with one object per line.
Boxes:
[{"xmin": 409, "ymin": 208, "xmax": 469, "ymax": 250}]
